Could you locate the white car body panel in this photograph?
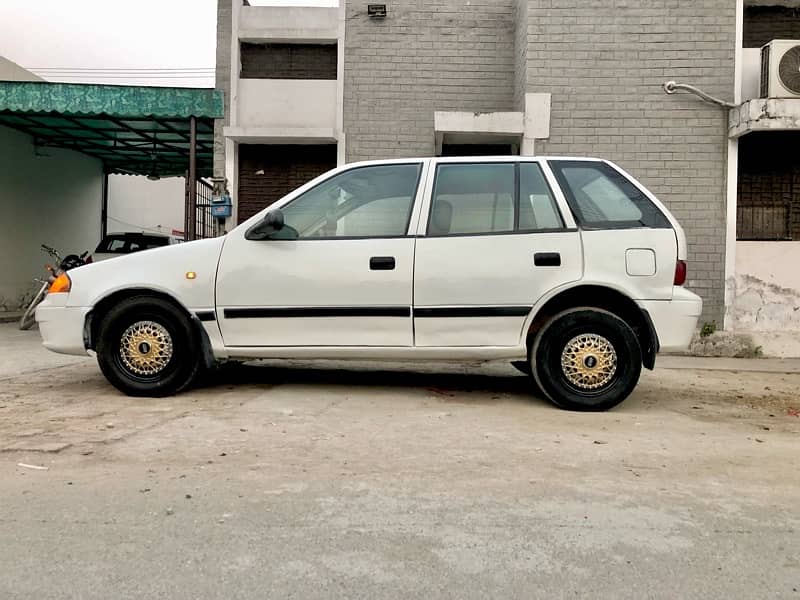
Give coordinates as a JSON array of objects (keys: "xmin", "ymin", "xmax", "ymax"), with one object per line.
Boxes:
[
  {"xmin": 216, "ymin": 237, "xmax": 415, "ymax": 347},
  {"xmin": 413, "ymin": 232, "xmax": 583, "ymax": 346},
  {"xmin": 64, "ymin": 237, "xmax": 225, "ymax": 312},
  {"xmin": 580, "ymin": 229, "xmax": 677, "ymax": 300},
  {"xmin": 35, "ymin": 155, "xmax": 701, "ymax": 372}
]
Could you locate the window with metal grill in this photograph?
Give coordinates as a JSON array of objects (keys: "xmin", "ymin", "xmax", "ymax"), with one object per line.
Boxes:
[
  {"xmin": 240, "ymin": 43, "xmax": 337, "ymax": 80},
  {"xmin": 737, "ymin": 132, "xmax": 800, "ymax": 241}
]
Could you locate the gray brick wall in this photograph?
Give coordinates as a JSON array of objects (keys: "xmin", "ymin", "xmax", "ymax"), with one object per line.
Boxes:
[
  {"xmin": 513, "ymin": 0, "xmax": 528, "ymax": 111},
  {"xmin": 213, "ymin": 0, "xmax": 232, "ymax": 179},
  {"xmin": 525, "ymin": 0, "xmax": 735, "ymax": 322},
  {"xmin": 343, "ymin": 0, "xmax": 516, "ymax": 162}
]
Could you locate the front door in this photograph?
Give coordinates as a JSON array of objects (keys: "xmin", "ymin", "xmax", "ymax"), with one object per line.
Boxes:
[
  {"xmin": 216, "ymin": 162, "xmax": 425, "ymax": 347},
  {"xmin": 413, "ymin": 161, "xmax": 583, "ymax": 347}
]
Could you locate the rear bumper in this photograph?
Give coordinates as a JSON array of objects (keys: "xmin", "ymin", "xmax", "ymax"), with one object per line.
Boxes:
[
  {"xmin": 35, "ymin": 301, "xmax": 91, "ymax": 356},
  {"xmin": 638, "ymin": 288, "xmax": 703, "ymax": 353}
]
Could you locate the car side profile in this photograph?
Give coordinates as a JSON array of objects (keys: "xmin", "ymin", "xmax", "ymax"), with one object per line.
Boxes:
[{"xmin": 36, "ymin": 157, "xmax": 702, "ymax": 411}]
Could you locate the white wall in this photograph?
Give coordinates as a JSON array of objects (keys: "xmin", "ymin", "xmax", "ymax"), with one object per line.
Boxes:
[
  {"xmin": 0, "ymin": 56, "xmax": 43, "ymax": 82},
  {"xmin": 729, "ymin": 241, "xmax": 800, "ymax": 356},
  {"xmin": 0, "ymin": 125, "xmax": 102, "ymax": 311},
  {"xmin": 237, "ymin": 79, "xmax": 338, "ymax": 129},
  {"xmin": 239, "ymin": 6, "xmax": 339, "ymax": 42},
  {"xmin": 107, "ymin": 175, "xmax": 185, "ymax": 236},
  {"xmin": 740, "ymin": 48, "xmax": 761, "ymax": 102}
]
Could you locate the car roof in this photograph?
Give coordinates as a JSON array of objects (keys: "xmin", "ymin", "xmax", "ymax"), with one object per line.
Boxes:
[
  {"xmin": 341, "ymin": 156, "xmax": 606, "ymax": 169},
  {"xmin": 104, "ymin": 232, "xmax": 171, "ymax": 239}
]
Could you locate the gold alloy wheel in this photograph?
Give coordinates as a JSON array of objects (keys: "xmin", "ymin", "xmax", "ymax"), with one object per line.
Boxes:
[
  {"xmin": 119, "ymin": 321, "xmax": 173, "ymax": 377},
  {"xmin": 560, "ymin": 333, "xmax": 618, "ymax": 391}
]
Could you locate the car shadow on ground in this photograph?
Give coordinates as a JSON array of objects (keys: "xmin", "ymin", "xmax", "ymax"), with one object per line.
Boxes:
[{"xmin": 198, "ymin": 360, "xmax": 549, "ymax": 405}]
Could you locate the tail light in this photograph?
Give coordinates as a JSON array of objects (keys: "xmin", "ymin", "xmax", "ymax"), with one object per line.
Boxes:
[
  {"xmin": 84, "ymin": 255, "xmax": 93, "ymax": 264},
  {"xmin": 674, "ymin": 260, "xmax": 687, "ymax": 286}
]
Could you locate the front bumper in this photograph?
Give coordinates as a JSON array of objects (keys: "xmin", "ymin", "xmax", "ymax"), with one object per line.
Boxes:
[
  {"xmin": 638, "ymin": 287, "xmax": 703, "ymax": 353},
  {"xmin": 35, "ymin": 298, "xmax": 91, "ymax": 356}
]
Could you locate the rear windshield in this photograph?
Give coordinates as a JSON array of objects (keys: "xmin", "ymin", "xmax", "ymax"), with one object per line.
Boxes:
[
  {"xmin": 549, "ymin": 160, "xmax": 670, "ymax": 229},
  {"xmin": 96, "ymin": 235, "xmax": 170, "ymax": 254}
]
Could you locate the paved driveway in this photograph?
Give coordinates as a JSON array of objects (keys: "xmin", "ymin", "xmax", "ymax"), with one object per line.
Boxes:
[{"xmin": 1, "ymin": 324, "xmax": 799, "ymax": 599}]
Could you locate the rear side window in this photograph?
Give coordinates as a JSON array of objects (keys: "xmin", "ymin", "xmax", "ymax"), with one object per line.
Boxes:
[
  {"xmin": 519, "ymin": 163, "xmax": 563, "ymax": 230},
  {"xmin": 549, "ymin": 161, "xmax": 670, "ymax": 228},
  {"xmin": 428, "ymin": 162, "xmax": 563, "ymax": 236},
  {"xmin": 430, "ymin": 163, "xmax": 515, "ymax": 235}
]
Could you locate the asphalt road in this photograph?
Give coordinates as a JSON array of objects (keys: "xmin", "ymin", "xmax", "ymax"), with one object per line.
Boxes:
[{"xmin": 1, "ymin": 324, "xmax": 799, "ymax": 599}]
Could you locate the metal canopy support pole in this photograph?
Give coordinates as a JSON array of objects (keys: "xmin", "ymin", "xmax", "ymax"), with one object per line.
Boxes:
[
  {"xmin": 101, "ymin": 171, "xmax": 109, "ymax": 238},
  {"xmin": 188, "ymin": 115, "xmax": 197, "ymax": 241}
]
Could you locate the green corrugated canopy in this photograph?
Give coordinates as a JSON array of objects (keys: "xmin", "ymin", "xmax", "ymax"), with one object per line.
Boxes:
[{"xmin": 0, "ymin": 81, "xmax": 224, "ymax": 177}]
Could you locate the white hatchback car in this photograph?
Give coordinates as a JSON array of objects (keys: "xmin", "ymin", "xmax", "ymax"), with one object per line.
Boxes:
[{"xmin": 36, "ymin": 157, "xmax": 701, "ymax": 410}]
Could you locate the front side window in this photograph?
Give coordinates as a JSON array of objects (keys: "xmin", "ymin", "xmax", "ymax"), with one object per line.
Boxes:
[
  {"xmin": 549, "ymin": 160, "xmax": 670, "ymax": 228},
  {"xmin": 278, "ymin": 163, "xmax": 421, "ymax": 239},
  {"xmin": 429, "ymin": 163, "xmax": 515, "ymax": 235}
]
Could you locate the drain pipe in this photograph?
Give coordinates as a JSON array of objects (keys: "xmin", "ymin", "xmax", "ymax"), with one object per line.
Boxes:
[{"xmin": 662, "ymin": 81, "xmax": 737, "ymax": 109}]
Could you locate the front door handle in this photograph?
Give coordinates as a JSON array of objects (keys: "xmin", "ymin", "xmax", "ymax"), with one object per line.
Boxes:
[
  {"xmin": 534, "ymin": 252, "xmax": 561, "ymax": 267},
  {"xmin": 370, "ymin": 256, "xmax": 396, "ymax": 270}
]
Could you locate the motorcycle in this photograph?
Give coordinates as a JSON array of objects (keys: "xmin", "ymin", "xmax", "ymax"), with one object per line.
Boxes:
[{"xmin": 18, "ymin": 244, "xmax": 89, "ymax": 331}]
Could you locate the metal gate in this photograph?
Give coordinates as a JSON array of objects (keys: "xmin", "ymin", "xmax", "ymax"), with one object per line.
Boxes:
[{"xmin": 185, "ymin": 176, "xmax": 217, "ymax": 240}]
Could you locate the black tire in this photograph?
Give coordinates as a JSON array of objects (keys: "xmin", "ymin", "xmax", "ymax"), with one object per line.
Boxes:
[
  {"xmin": 96, "ymin": 296, "xmax": 201, "ymax": 397},
  {"xmin": 530, "ymin": 308, "xmax": 642, "ymax": 411}
]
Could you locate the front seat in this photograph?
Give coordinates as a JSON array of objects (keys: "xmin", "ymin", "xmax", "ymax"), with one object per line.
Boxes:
[{"xmin": 429, "ymin": 199, "xmax": 453, "ymax": 235}]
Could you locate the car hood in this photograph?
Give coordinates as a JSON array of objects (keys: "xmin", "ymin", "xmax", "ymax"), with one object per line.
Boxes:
[{"xmin": 67, "ymin": 236, "xmax": 227, "ymax": 309}]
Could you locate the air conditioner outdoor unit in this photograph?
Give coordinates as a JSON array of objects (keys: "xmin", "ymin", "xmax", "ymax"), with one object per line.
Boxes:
[{"xmin": 760, "ymin": 39, "xmax": 800, "ymax": 98}]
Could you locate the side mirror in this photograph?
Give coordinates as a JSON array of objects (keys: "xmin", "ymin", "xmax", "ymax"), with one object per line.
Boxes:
[{"xmin": 245, "ymin": 209, "xmax": 286, "ymax": 240}]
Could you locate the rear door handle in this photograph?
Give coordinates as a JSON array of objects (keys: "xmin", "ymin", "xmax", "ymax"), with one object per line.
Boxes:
[
  {"xmin": 370, "ymin": 256, "xmax": 396, "ymax": 270},
  {"xmin": 534, "ymin": 252, "xmax": 561, "ymax": 267}
]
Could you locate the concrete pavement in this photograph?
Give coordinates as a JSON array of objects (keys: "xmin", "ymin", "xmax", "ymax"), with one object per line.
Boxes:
[{"xmin": 1, "ymin": 324, "xmax": 799, "ymax": 599}]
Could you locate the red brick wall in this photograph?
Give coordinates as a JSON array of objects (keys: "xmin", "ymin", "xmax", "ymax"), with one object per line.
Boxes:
[{"xmin": 237, "ymin": 144, "xmax": 337, "ymax": 224}]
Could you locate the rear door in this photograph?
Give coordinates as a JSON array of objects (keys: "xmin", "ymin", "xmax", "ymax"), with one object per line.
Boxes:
[
  {"xmin": 548, "ymin": 160, "xmax": 677, "ymax": 300},
  {"xmin": 412, "ymin": 159, "xmax": 583, "ymax": 347}
]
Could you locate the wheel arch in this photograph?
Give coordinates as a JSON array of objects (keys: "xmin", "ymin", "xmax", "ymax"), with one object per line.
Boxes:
[
  {"xmin": 84, "ymin": 287, "xmax": 215, "ymax": 368},
  {"xmin": 524, "ymin": 284, "xmax": 659, "ymax": 370}
]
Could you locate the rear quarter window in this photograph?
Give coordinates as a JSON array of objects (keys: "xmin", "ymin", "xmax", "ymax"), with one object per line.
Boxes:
[{"xmin": 549, "ymin": 160, "xmax": 670, "ymax": 229}]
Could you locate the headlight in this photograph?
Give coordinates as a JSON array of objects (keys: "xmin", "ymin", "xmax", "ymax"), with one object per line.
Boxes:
[{"xmin": 48, "ymin": 272, "xmax": 71, "ymax": 294}]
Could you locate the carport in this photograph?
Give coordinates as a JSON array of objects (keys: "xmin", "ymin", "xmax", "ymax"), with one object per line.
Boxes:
[{"xmin": 0, "ymin": 81, "xmax": 223, "ymax": 240}]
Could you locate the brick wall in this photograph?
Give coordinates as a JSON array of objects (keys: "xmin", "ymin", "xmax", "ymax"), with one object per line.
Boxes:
[
  {"xmin": 237, "ymin": 144, "xmax": 337, "ymax": 223},
  {"xmin": 213, "ymin": 0, "xmax": 232, "ymax": 179},
  {"xmin": 743, "ymin": 6, "xmax": 800, "ymax": 48},
  {"xmin": 525, "ymin": 0, "xmax": 735, "ymax": 322},
  {"xmin": 343, "ymin": 0, "xmax": 516, "ymax": 162},
  {"xmin": 240, "ymin": 43, "xmax": 337, "ymax": 80},
  {"xmin": 513, "ymin": 0, "xmax": 528, "ymax": 111}
]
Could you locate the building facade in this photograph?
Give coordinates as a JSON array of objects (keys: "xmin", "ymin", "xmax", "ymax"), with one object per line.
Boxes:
[{"xmin": 214, "ymin": 0, "xmax": 800, "ymax": 355}]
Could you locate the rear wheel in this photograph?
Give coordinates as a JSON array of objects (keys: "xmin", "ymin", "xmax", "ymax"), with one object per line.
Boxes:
[
  {"xmin": 531, "ymin": 308, "xmax": 641, "ymax": 411},
  {"xmin": 96, "ymin": 296, "xmax": 201, "ymax": 397}
]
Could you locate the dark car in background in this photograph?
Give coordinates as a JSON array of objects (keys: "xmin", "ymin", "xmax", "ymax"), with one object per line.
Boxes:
[{"xmin": 90, "ymin": 232, "xmax": 182, "ymax": 262}]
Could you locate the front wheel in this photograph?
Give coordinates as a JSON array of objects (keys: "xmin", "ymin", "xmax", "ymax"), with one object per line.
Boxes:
[
  {"xmin": 96, "ymin": 297, "xmax": 201, "ymax": 397},
  {"xmin": 531, "ymin": 308, "xmax": 642, "ymax": 411}
]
